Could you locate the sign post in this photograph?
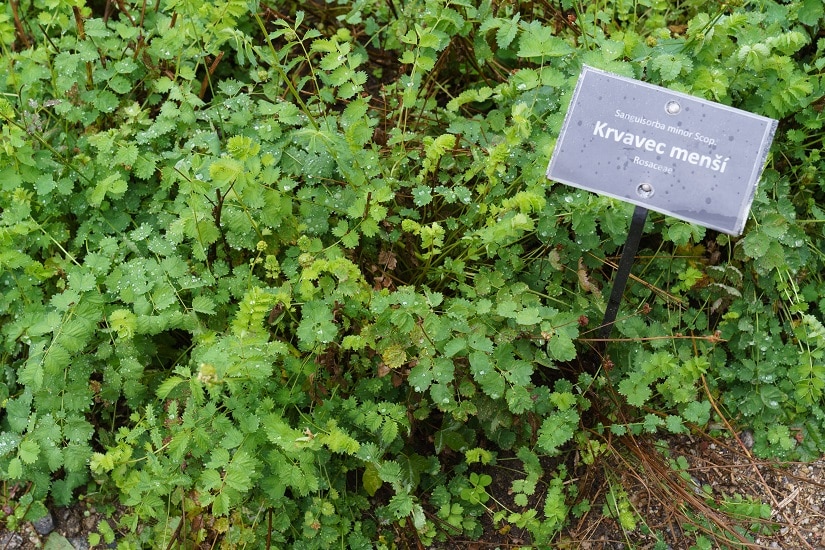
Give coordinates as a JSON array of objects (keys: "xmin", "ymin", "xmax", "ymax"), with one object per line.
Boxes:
[{"xmin": 547, "ymin": 66, "xmax": 777, "ymax": 345}]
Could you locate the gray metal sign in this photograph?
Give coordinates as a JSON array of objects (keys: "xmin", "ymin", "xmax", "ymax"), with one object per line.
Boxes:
[{"xmin": 546, "ymin": 65, "xmax": 777, "ymax": 235}]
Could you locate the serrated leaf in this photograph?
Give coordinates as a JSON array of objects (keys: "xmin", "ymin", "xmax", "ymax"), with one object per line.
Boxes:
[
  {"xmin": 7, "ymin": 457, "xmax": 23, "ymax": 479},
  {"xmin": 478, "ymin": 371, "xmax": 505, "ymax": 399},
  {"xmin": 547, "ymin": 332, "xmax": 576, "ymax": 361},
  {"xmin": 381, "ymin": 343, "xmax": 407, "ymax": 369},
  {"xmin": 682, "ymin": 400, "xmax": 711, "ymax": 425},
  {"xmin": 600, "ymin": 39, "xmax": 625, "ymax": 62},
  {"xmin": 506, "ymin": 385, "xmax": 533, "ymax": 414},
  {"xmin": 43, "ymin": 344, "xmax": 72, "ymax": 375},
  {"xmin": 443, "ymin": 337, "xmax": 466, "ymax": 357},
  {"xmin": 114, "ymin": 143, "xmax": 139, "ymax": 166},
  {"xmin": 469, "ymin": 351, "xmax": 492, "ymax": 377},
  {"xmin": 515, "ymin": 307, "xmax": 541, "ymax": 325},
  {"xmin": 651, "ymin": 53, "xmax": 691, "ymax": 81},
  {"xmin": 742, "ymin": 230, "xmax": 770, "ymax": 259},
  {"xmin": 209, "ymin": 157, "xmax": 243, "ymax": 185},
  {"xmin": 87, "ymin": 173, "xmax": 128, "ymax": 207},
  {"xmin": 381, "ymin": 420, "xmax": 399, "ymax": 446},
  {"xmin": 377, "ymin": 460, "xmax": 403, "ymax": 484},
  {"xmin": 495, "ymin": 15, "xmax": 520, "ymax": 49},
  {"xmin": 760, "ymin": 385, "xmax": 785, "ymax": 409},
  {"xmin": 156, "ymin": 376, "xmax": 185, "ymax": 400},
  {"xmin": 517, "ymin": 22, "xmax": 572, "ymax": 59},
  {"xmin": 322, "ymin": 427, "xmax": 361, "ymax": 455},
  {"xmin": 212, "ymin": 492, "xmax": 230, "ymax": 516},
  {"xmin": 665, "ymin": 415, "xmax": 687, "ymax": 434},
  {"xmin": 618, "ymin": 374, "xmax": 652, "ymax": 407},
  {"xmin": 412, "ymin": 185, "xmax": 433, "ymax": 206},
  {"xmin": 504, "ymin": 361, "xmax": 533, "ymax": 386},
  {"xmin": 224, "ymin": 449, "xmax": 257, "ymax": 491},
  {"xmin": 133, "ymin": 153, "xmax": 157, "ymax": 180},
  {"xmin": 643, "ymin": 413, "xmax": 664, "ymax": 433},
  {"xmin": 798, "ymin": 0, "xmax": 824, "ymax": 26},
  {"xmin": 536, "ymin": 409, "xmax": 578, "ymax": 455},
  {"xmin": 192, "ymin": 295, "xmax": 216, "ymax": 314},
  {"xmin": 296, "ymin": 300, "xmax": 338, "ymax": 350},
  {"xmin": 408, "ymin": 361, "xmax": 433, "ymax": 392},
  {"xmin": 760, "ymin": 212, "xmax": 789, "ymax": 239},
  {"xmin": 363, "ymin": 463, "xmax": 383, "ymax": 496},
  {"xmin": 6, "ymin": 393, "xmax": 32, "ymax": 432},
  {"xmin": 387, "ymin": 492, "xmax": 414, "ymax": 519},
  {"xmin": 19, "ymin": 439, "xmax": 40, "ymax": 464}
]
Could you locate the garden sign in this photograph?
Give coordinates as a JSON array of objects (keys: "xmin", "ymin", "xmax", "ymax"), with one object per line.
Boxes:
[
  {"xmin": 547, "ymin": 66, "xmax": 777, "ymax": 341},
  {"xmin": 547, "ymin": 65, "xmax": 777, "ymax": 236}
]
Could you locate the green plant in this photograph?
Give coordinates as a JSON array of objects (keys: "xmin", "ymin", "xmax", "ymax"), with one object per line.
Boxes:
[{"xmin": 1, "ymin": 0, "xmax": 824, "ymax": 547}]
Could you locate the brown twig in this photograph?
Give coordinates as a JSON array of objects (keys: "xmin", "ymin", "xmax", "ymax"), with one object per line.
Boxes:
[
  {"xmin": 116, "ymin": 0, "xmax": 136, "ymax": 25},
  {"xmin": 72, "ymin": 6, "xmax": 95, "ymax": 88},
  {"xmin": 199, "ymin": 52, "xmax": 224, "ymax": 100},
  {"xmin": 10, "ymin": 0, "xmax": 31, "ymax": 49},
  {"xmin": 578, "ymin": 331, "xmax": 726, "ymax": 344}
]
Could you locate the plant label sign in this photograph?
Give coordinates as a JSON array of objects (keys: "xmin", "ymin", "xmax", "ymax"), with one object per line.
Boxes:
[{"xmin": 546, "ymin": 65, "xmax": 777, "ymax": 235}]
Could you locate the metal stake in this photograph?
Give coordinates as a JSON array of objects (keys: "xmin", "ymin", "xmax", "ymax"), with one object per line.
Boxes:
[{"xmin": 599, "ymin": 205, "xmax": 649, "ymax": 342}]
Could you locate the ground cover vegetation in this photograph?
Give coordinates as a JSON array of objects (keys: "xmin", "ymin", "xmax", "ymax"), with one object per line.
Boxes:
[{"xmin": 1, "ymin": 0, "xmax": 824, "ymax": 547}]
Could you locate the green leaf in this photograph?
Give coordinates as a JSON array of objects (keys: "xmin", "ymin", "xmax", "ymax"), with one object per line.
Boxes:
[
  {"xmin": 7, "ymin": 457, "xmax": 23, "ymax": 479},
  {"xmin": 506, "ymin": 385, "xmax": 534, "ymax": 414},
  {"xmin": 515, "ymin": 307, "xmax": 541, "ymax": 325},
  {"xmin": 760, "ymin": 385, "xmax": 785, "ymax": 410},
  {"xmin": 156, "ymin": 376, "xmax": 185, "ymax": 400},
  {"xmin": 798, "ymin": 0, "xmax": 824, "ymax": 25},
  {"xmin": 618, "ymin": 374, "xmax": 652, "ymax": 408},
  {"xmin": 363, "ymin": 463, "xmax": 383, "ymax": 496},
  {"xmin": 547, "ymin": 332, "xmax": 576, "ymax": 362},
  {"xmin": 43, "ymin": 533, "xmax": 76, "ymax": 550},
  {"xmin": 19, "ymin": 439, "xmax": 40, "ymax": 464},
  {"xmin": 682, "ymin": 400, "xmax": 711, "ymax": 425},
  {"xmin": 469, "ymin": 351, "xmax": 492, "ymax": 378},
  {"xmin": 209, "ymin": 157, "xmax": 244, "ymax": 185},
  {"xmin": 408, "ymin": 361, "xmax": 433, "ymax": 392},
  {"xmin": 517, "ymin": 22, "xmax": 573, "ymax": 59},
  {"xmin": 537, "ymin": 409, "xmax": 578, "ymax": 455},
  {"xmin": 87, "ymin": 173, "xmax": 127, "ymax": 207},
  {"xmin": 412, "ymin": 185, "xmax": 432, "ymax": 206},
  {"xmin": 296, "ymin": 300, "xmax": 339, "ymax": 351},
  {"xmin": 321, "ymin": 426, "xmax": 361, "ymax": 455},
  {"xmin": 665, "ymin": 415, "xmax": 687, "ymax": 434},
  {"xmin": 387, "ymin": 492, "xmax": 414, "ymax": 519},
  {"xmin": 495, "ymin": 15, "xmax": 520, "ymax": 49},
  {"xmin": 114, "ymin": 143, "xmax": 139, "ymax": 166},
  {"xmin": 443, "ymin": 337, "xmax": 466, "ymax": 357},
  {"xmin": 377, "ymin": 460, "xmax": 403, "ymax": 484},
  {"xmin": 192, "ymin": 295, "xmax": 216, "ymax": 314},
  {"xmin": 643, "ymin": 414, "xmax": 664, "ymax": 433},
  {"xmin": 504, "ymin": 361, "xmax": 533, "ymax": 386},
  {"xmin": 651, "ymin": 53, "xmax": 692, "ymax": 81}
]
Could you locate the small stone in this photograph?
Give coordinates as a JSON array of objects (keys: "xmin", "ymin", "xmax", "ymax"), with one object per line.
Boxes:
[
  {"xmin": 69, "ymin": 536, "xmax": 91, "ymax": 550},
  {"xmin": 33, "ymin": 511, "xmax": 56, "ymax": 535},
  {"xmin": 0, "ymin": 532, "xmax": 24, "ymax": 550},
  {"xmin": 738, "ymin": 430, "xmax": 755, "ymax": 450}
]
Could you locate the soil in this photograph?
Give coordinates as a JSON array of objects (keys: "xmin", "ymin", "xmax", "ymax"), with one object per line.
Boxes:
[
  {"xmin": 562, "ymin": 434, "xmax": 825, "ymax": 549},
  {"xmin": 3, "ymin": 434, "xmax": 825, "ymax": 549}
]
